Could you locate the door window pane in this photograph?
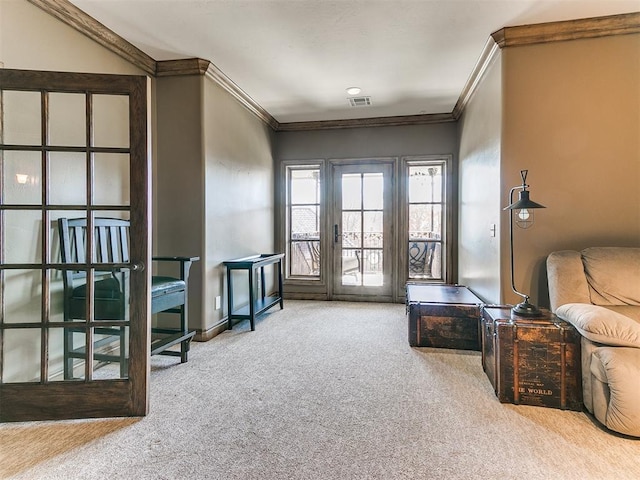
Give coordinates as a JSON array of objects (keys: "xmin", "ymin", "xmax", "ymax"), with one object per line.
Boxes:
[
  {"xmin": 341, "ymin": 174, "xmax": 361, "ymax": 210},
  {"xmin": 49, "ymin": 152, "xmax": 86, "ymax": 205},
  {"xmin": 1, "ymin": 150, "xmax": 42, "ymax": 205},
  {"xmin": 3, "ymin": 210, "xmax": 42, "ymax": 264},
  {"xmin": 47, "ymin": 326, "xmax": 129, "ymax": 382},
  {"xmin": 363, "ymin": 211, "xmax": 383, "ymax": 248},
  {"xmin": 2, "ymin": 269, "xmax": 42, "ymax": 324},
  {"xmin": 2, "ymin": 329, "xmax": 41, "ymax": 383},
  {"xmin": 92, "ymin": 326, "xmax": 129, "ymax": 380},
  {"xmin": 49, "ymin": 328, "xmax": 87, "ymax": 381},
  {"xmin": 49, "ymin": 92, "xmax": 86, "ymax": 147},
  {"xmin": 93, "ymin": 94, "xmax": 130, "ymax": 148},
  {"xmin": 362, "ymin": 250, "xmax": 383, "ymax": 286},
  {"xmin": 94, "ymin": 153, "xmax": 130, "ymax": 206},
  {"xmin": 363, "ymin": 173, "xmax": 383, "ymax": 210},
  {"xmin": 342, "ymin": 211, "xmax": 361, "ymax": 248},
  {"xmin": 1, "ymin": 90, "xmax": 41, "ymax": 145},
  {"xmin": 341, "ymin": 249, "xmax": 360, "ymax": 285}
]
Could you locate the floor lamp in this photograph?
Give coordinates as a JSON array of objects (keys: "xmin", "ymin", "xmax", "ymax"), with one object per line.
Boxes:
[{"xmin": 504, "ymin": 170, "xmax": 546, "ymax": 317}]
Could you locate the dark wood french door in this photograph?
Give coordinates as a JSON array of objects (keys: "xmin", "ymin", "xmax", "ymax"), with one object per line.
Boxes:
[{"xmin": 0, "ymin": 69, "xmax": 151, "ymax": 421}]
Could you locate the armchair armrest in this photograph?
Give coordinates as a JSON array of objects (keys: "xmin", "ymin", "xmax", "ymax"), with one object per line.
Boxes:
[
  {"xmin": 556, "ymin": 303, "xmax": 640, "ymax": 348},
  {"xmin": 152, "ymin": 256, "xmax": 200, "ymax": 281},
  {"xmin": 152, "ymin": 256, "xmax": 200, "ymax": 262}
]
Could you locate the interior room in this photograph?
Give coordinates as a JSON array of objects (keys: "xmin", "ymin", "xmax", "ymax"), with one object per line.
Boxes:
[{"xmin": 1, "ymin": 0, "xmax": 639, "ymax": 478}]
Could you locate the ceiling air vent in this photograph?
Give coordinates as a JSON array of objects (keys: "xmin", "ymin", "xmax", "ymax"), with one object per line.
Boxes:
[{"xmin": 348, "ymin": 96, "xmax": 372, "ymax": 107}]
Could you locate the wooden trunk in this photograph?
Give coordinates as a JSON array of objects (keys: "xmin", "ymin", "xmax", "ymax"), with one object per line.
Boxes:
[
  {"xmin": 482, "ymin": 307, "xmax": 582, "ymax": 411},
  {"xmin": 407, "ymin": 284, "xmax": 482, "ymax": 350}
]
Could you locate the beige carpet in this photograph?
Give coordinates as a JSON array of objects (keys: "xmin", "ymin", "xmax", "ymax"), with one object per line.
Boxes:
[{"xmin": 1, "ymin": 300, "xmax": 639, "ymax": 479}]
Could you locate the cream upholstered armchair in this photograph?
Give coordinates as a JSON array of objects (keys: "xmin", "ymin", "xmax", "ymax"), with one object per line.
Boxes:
[{"xmin": 547, "ymin": 247, "xmax": 640, "ymax": 437}]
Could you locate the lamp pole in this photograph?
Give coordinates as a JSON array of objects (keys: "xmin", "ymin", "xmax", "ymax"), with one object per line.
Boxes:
[{"xmin": 504, "ymin": 170, "xmax": 546, "ymax": 317}]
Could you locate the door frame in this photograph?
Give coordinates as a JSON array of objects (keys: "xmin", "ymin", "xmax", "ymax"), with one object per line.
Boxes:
[
  {"xmin": 327, "ymin": 158, "xmax": 397, "ymax": 302},
  {"xmin": 0, "ymin": 69, "xmax": 151, "ymax": 421}
]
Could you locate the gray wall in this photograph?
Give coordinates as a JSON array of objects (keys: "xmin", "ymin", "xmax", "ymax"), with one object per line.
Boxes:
[
  {"xmin": 275, "ymin": 123, "xmax": 457, "ymax": 161},
  {"xmin": 203, "ymin": 79, "xmax": 276, "ymax": 333},
  {"xmin": 457, "ymin": 52, "xmax": 502, "ymax": 304},
  {"xmin": 155, "ymin": 75, "xmax": 206, "ymax": 331},
  {"xmin": 155, "ymin": 74, "xmax": 276, "ymax": 336}
]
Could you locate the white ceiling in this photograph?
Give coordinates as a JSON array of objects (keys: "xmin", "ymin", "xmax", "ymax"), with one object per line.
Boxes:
[{"xmin": 69, "ymin": 0, "xmax": 639, "ymax": 124}]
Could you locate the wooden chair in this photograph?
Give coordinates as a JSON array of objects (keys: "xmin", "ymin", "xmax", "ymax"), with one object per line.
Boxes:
[{"xmin": 58, "ymin": 217, "xmax": 198, "ymax": 379}]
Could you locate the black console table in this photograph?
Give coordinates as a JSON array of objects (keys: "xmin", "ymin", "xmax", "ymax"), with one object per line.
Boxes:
[{"xmin": 223, "ymin": 253, "xmax": 284, "ymax": 331}]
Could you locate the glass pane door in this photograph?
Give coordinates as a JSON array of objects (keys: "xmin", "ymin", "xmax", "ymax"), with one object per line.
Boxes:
[
  {"xmin": 332, "ymin": 163, "xmax": 393, "ymax": 298},
  {"xmin": 0, "ymin": 69, "xmax": 150, "ymax": 421}
]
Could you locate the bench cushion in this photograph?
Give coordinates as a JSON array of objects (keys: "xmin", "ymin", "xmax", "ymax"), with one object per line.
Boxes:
[{"xmin": 72, "ymin": 276, "xmax": 185, "ymax": 300}]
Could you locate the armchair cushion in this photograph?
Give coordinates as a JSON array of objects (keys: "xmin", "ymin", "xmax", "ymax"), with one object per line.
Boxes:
[
  {"xmin": 582, "ymin": 247, "xmax": 640, "ymax": 306},
  {"xmin": 556, "ymin": 303, "xmax": 640, "ymax": 348}
]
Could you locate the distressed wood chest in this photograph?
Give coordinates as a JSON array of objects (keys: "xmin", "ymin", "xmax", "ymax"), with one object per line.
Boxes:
[
  {"xmin": 482, "ymin": 306, "xmax": 582, "ymax": 411},
  {"xmin": 406, "ymin": 284, "xmax": 483, "ymax": 350}
]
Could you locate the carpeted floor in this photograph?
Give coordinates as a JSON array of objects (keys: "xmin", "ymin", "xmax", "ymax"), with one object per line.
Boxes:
[{"xmin": 1, "ymin": 300, "xmax": 639, "ymax": 479}]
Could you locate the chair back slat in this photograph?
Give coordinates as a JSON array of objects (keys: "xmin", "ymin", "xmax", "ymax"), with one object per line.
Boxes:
[
  {"xmin": 119, "ymin": 226, "xmax": 130, "ymax": 263},
  {"xmin": 58, "ymin": 218, "xmax": 131, "ymax": 295},
  {"xmin": 72, "ymin": 224, "xmax": 86, "ymax": 263}
]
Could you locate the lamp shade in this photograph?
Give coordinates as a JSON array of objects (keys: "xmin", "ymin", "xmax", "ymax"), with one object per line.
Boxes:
[{"xmin": 504, "ymin": 190, "xmax": 546, "ymax": 210}]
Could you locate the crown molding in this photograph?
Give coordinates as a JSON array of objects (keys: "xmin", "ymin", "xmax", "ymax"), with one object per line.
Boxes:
[
  {"xmin": 156, "ymin": 58, "xmax": 211, "ymax": 77},
  {"xmin": 454, "ymin": 12, "xmax": 639, "ymax": 121},
  {"xmin": 452, "ymin": 37, "xmax": 500, "ymax": 121},
  {"xmin": 203, "ymin": 63, "xmax": 280, "ymax": 130},
  {"xmin": 492, "ymin": 11, "xmax": 640, "ymax": 48},
  {"xmin": 276, "ymin": 113, "xmax": 455, "ymax": 132},
  {"xmin": 27, "ymin": 0, "xmax": 156, "ymax": 76},
  {"xmin": 157, "ymin": 59, "xmax": 280, "ymax": 130}
]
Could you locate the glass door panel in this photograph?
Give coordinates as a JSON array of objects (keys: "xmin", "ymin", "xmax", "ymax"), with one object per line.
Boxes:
[
  {"xmin": 2, "ymin": 151, "xmax": 42, "ymax": 204},
  {"xmin": 49, "ymin": 92, "xmax": 87, "ymax": 147},
  {"xmin": 333, "ymin": 163, "xmax": 392, "ymax": 298},
  {"xmin": 1, "ymin": 90, "xmax": 41, "ymax": 145}
]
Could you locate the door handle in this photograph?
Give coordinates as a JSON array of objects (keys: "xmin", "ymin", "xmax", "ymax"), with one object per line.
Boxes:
[
  {"xmin": 129, "ymin": 262, "xmax": 145, "ymax": 272},
  {"xmin": 334, "ymin": 224, "xmax": 339, "ymax": 243}
]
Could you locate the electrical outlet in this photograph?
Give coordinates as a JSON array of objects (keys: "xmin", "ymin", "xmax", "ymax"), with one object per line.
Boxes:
[{"xmin": 215, "ymin": 296, "xmax": 221, "ymax": 310}]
